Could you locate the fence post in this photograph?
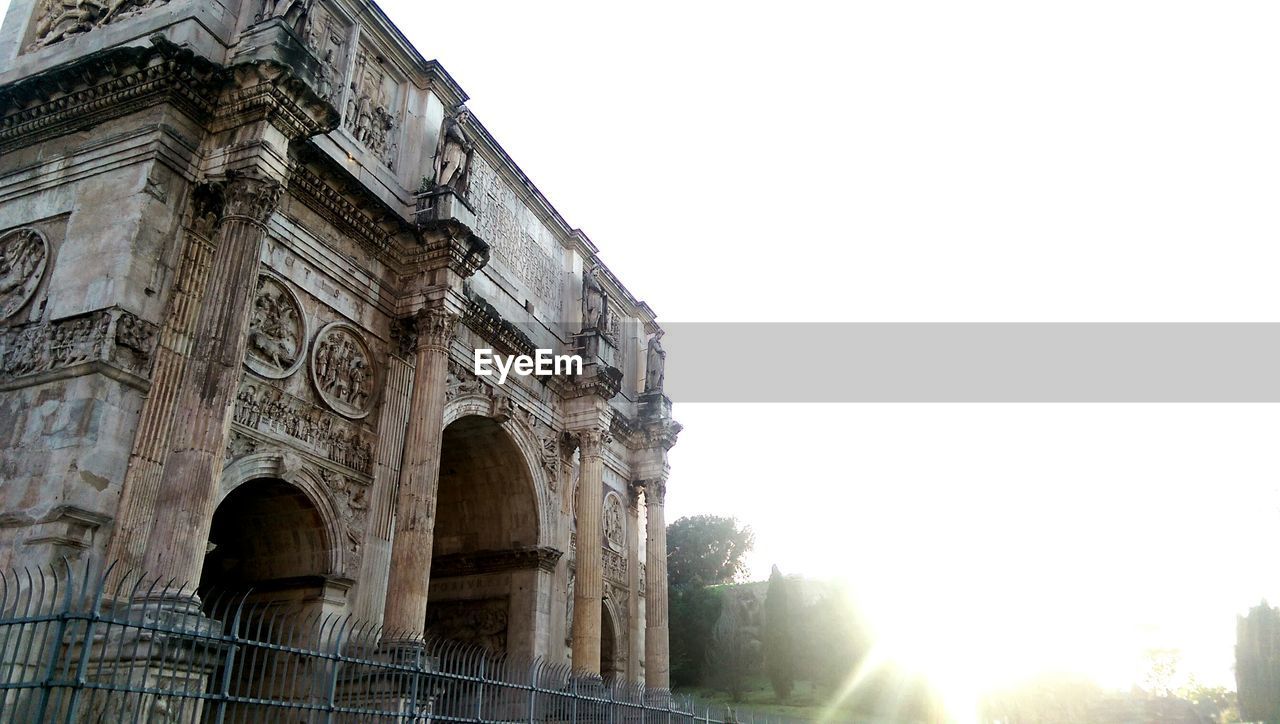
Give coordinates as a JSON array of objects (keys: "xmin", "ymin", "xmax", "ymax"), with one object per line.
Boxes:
[
  {"xmin": 61, "ymin": 564, "xmax": 109, "ymax": 723},
  {"xmin": 33, "ymin": 564, "xmax": 73, "ymax": 722},
  {"xmin": 525, "ymin": 661, "xmax": 536, "ymax": 724},
  {"xmin": 571, "ymin": 673, "xmax": 578, "ymax": 724},
  {"xmin": 475, "ymin": 656, "xmax": 486, "ymax": 721}
]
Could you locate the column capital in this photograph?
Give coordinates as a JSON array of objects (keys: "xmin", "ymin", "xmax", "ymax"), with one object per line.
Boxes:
[
  {"xmin": 221, "ymin": 172, "xmax": 282, "ymax": 226},
  {"xmin": 410, "ymin": 307, "xmax": 458, "ymax": 353},
  {"xmin": 639, "ymin": 477, "xmax": 667, "ymax": 506},
  {"xmin": 569, "ymin": 425, "xmax": 612, "ymax": 459}
]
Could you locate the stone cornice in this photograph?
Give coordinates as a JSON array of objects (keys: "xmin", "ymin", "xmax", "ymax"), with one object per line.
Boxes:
[
  {"xmin": 288, "ymin": 159, "xmax": 396, "ymax": 260},
  {"xmin": 412, "ymin": 218, "xmax": 490, "ymax": 277},
  {"xmin": 564, "ymin": 363, "xmax": 624, "ymax": 402},
  {"xmin": 214, "ymin": 60, "xmax": 339, "ymax": 140},
  {"xmin": 460, "ymin": 294, "xmax": 536, "ymax": 359},
  {"xmin": 0, "ymin": 37, "xmax": 220, "ymax": 155},
  {"xmin": 430, "ymin": 546, "xmax": 563, "ymax": 578}
]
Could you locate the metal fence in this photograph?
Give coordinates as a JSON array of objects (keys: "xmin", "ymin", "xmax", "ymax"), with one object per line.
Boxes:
[{"xmin": 0, "ymin": 562, "xmax": 802, "ymax": 723}]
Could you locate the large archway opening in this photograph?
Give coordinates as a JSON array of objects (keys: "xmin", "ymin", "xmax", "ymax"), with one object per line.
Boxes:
[
  {"xmin": 199, "ymin": 477, "xmax": 332, "ymax": 605},
  {"xmin": 427, "ymin": 415, "xmax": 543, "ymax": 658},
  {"xmin": 197, "ymin": 477, "xmax": 337, "ymax": 717}
]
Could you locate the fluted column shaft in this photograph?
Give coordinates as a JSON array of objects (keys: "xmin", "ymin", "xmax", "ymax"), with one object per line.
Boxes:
[
  {"xmin": 139, "ymin": 175, "xmax": 281, "ymax": 588},
  {"xmin": 571, "ymin": 428, "xmax": 608, "ymax": 674},
  {"xmin": 106, "ymin": 189, "xmax": 220, "ymax": 578},
  {"xmin": 644, "ymin": 478, "xmax": 670, "ymax": 689},
  {"xmin": 382, "ymin": 309, "xmax": 456, "ymax": 639}
]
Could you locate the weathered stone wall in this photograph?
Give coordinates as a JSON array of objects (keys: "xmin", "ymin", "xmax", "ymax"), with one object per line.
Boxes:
[{"xmin": 0, "ymin": 0, "xmax": 677, "ymax": 683}]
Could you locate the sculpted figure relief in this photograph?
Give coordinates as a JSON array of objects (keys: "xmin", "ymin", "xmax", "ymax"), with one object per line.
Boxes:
[
  {"xmin": 0, "ymin": 229, "xmax": 49, "ymax": 321},
  {"xmin": 645, "ymin": 331, "xmax": 666, "ymax": 393},
  {"xmin": 581, "ymin": 266, "xmax": 608, "ymax": 333},
  {"xmin": 245, "ymin": 274, "xmax": 305, "ymax": 379},
  {"xmin": 433, "ymin": 106, "xmax": 473, "ymax": 191},
  {"xmin": 29, "ymin": 0, "xmax": 170, "ymax": 49},
  {"xmin": 259, "ymin": 0, "xmax": 313, "ymax": 31},
  {"xmin": 343, "ymin": 50, "xmax": 401, "ymax": 166},
  {"xmin": 603, "ymin": 493, "xmax": 625, "ymax": 549},
  {"xmin": 310, "ymin": 323, "xmax": 375, "ymax": 419}
]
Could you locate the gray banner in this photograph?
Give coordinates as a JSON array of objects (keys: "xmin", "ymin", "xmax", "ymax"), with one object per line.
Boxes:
[{"xmin": 651, "ymin": 323, "xmax": 1280, "ymax": 402}]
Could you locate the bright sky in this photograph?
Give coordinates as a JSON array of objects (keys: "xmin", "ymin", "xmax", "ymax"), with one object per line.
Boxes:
[
  {"xmin": 373, "ymin": 0, "xmax": 1280, "ymax": 697},
  {"xmin": 8, "ymin": 0, "xmax": 1280, "ymax": 707}
]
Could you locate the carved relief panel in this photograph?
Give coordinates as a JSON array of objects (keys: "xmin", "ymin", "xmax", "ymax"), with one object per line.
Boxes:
[
  {"xmin": 26, "ymin": 0, "xmax": 171, "ymax": 51},
  {"xmin": 603, "ymin": 491, "xmax": 625, "ymax": 551},
  {"xmin": 343, "ymin": 47, "xmax": 403, "ymax": 169},
  {"xmin": 310, "ymin": 322, "xmax": 376, "ymax": 419},
  {"xmin": 245, "ymin": 273, "xmax": 307, "ymax": 380},
  {"xmin": 0, "ymin": 228, "xmax": 49, "ymax": 322},
  {"xmin": 300, "ymin": 1, "xmax": 351, "ymax": 106},
  {"xmin": 466, "ymin": 158, "xmax": 563, "ymax": 316}
]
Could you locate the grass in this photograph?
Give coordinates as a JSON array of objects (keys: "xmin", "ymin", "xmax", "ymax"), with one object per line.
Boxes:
[{"xmin": 677, "ymin": 675, "xmax": 880, "ymax": 723}]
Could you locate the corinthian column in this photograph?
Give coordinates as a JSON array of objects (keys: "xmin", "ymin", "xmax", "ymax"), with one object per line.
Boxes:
[
  {"xmin": 644, "ymin": 476, "xmax": 671, "ymax": 689},
  {"xmin": 139, "ymin": 173, "xmax": 281, "ymax": 589},
  {"xmin": 381, "ymin": 308, "xmax": 456, "ymax": 639},
  {"xmin": 571, "ymin": 426, "xmax": 609, "ymax": 674},
  {"xmin": 106, "ymin": 183, "xmax": 223, "ymax": 579}
]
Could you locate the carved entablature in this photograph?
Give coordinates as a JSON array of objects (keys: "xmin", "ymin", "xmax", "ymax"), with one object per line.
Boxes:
[
  {"xmin": 0, "ymin": 228, "xmax": 49, "ymax": 322},
  {"xmin": 343, "ymin": 46, "xmax": 403, "ymax": 169},
  {"xmin": 245, "ymin": 273, "xmax": 307, "ymax": 380},
  {"xmin": 0, "ymin": 307, "xmax": 157, "ymax": 384},
  {"xmin": 231, "ymin": 376, "xmax": 374, "ymax": 476},
  {"xmin": 310, "ymin": 322, "xmax": 376, "ymax": 419},
  {"xmin": 25, "ymin": 0, "xmax": 172, "ymax": 52},
  {"xmin": 431, "ymin": 546, "xmax": 563, "ymax": 578},
  {"xmin": 1, "ymin": 39, "xmax": 221, "ymax": 155}
]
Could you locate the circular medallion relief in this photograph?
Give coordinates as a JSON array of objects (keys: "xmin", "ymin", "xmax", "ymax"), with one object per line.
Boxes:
[
  {"xmin": 310, "ymin": 322, "xmax": 376, "ymax": 419},
  {"xmin": 244, "ymin": 273, "xmax": 307, "ymax": 379},
  {"xmin": 0, "ymin": 228, "xmax": 50, "ymax": 321}
]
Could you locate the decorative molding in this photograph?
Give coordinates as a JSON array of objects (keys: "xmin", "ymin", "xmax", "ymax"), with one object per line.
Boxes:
[
  {"xmin": 460, "ymin": 293, "xmax": 536, "ymax": 359},
  {"xmin": 0, "ymin": 38, "xmax": 220, "ymax": 155},
  {"xmin": 0, "ymin": 228, "xmax": 49, "ymax": 321},
  {"xmin": 287, "ymin": 162, "xmax": 394, "ymax": 259},
  {"xmin": 430, "ymin": 546, "xmax": 563, "ymax": 578},
  {"xmin": 309, "ymin": 322, "xmax": 376, "ymax": 419},
  {"xmin": 215, "ymin": 60, "xmax": 339, "ymax": 140}
]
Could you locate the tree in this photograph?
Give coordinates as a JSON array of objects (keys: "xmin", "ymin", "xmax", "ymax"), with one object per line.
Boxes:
[
  {"xmin": 1237, "ymin": 601, "xmax": 1280, "ymax": 724},
  {"xmin": 669, "ymin": 584, "xmax": 725, "ymax": 687},
  {"xmin": 666, "ymin": 515, "xmax": 754, "ymax": 589},
  {"xmin": 763, "ymin": 565, "xmax": 796, "ymax": 700},
  {"xmin": 705, "ymin": 593, "xmax": 759, "ymax": 701}
]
